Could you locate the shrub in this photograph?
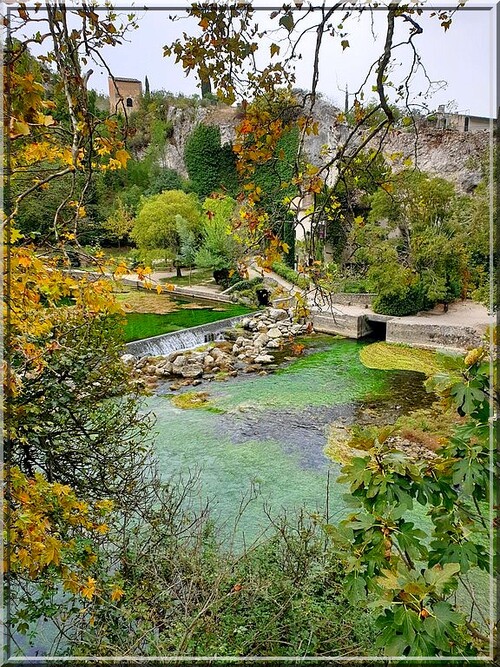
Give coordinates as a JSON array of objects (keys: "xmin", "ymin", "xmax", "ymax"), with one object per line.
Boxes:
[
  {"xmin": 271, "ymin": 261, "xmax": 310, "ymax": 290},
  {"xmin": 372, "ymin": 284, "xmax": 432, "ymax": 316},
  {"xmin": 228, "ymin": 277, "xmax": 264, "ymax": 292}
]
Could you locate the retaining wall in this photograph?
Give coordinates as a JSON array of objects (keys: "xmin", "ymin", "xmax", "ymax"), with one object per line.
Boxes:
[
  {"xmin": 386, "ymin": 321, "xmax": 487, "ymax": 351},
  {"xmin": 125, "ymin": 314, "xmax": 249, "ymax": 357},
  {"xmin": 312, "ymin": 311, "xmax": 369, "ymax": 338},
  {"xmin": 330, "ymin": 293, "xmax": 375, "ymax": 307}
]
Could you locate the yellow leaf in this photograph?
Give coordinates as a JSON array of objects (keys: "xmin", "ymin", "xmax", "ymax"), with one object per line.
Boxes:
[
  {"xmin": 80, "ymin": 576, "xmax": 96, "ymax": 600},
  {"xmin": 10, "ymin": 119, "xmax": 30, "ymax": 138},
  {"xmin": 156, "ymin": 285, "xmax": 163, "ymax": 294},
  {"xmin": 95, "ymin": 523, "xmax": 109, "ymax": 535},
  {"xmin": 114, "ymin": 149, "xmax": 130, "ymax": 169},
  {"xmin": 10, "ymin": 228, "xmax": 24, "ymax": 243},
  {"xmin": 111, "ymin": 586, "xmax": 125, "ymax": 602}
]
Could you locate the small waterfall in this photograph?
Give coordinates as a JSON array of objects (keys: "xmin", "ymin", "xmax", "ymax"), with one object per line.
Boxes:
[{"xmin": 125, "ymin": 314, "xmax": 249, "ymax": 358}]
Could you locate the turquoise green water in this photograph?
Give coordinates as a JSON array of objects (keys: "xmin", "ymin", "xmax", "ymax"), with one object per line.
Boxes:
[
  {"xmin": 150, "ymin": 336, "xmax": 435, "ymax": 542},
  {"xmin": 124, "ymin": 300, "xmax": 252, "ymax": 342}
]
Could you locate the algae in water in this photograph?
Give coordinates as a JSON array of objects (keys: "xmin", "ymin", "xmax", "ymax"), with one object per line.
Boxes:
[{"xmin": 359, "ymin": 342, "xmax": 442, "ymax": 376}]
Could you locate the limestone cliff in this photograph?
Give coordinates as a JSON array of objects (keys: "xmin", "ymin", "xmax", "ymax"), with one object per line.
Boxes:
[{"xmin": 159, "ymin": 100, "xmax": 490, "ymax": 191}]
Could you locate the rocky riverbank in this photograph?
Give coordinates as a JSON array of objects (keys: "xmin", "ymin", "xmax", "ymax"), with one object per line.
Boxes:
[{"xmin": 122, "ymin": 307, "xmax": 312, "ymax": 391}]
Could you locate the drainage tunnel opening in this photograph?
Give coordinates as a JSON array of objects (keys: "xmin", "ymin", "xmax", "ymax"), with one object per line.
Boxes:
[{"xmin": 367, "ymin": 319, "xmax": 387, "ymax": 341}]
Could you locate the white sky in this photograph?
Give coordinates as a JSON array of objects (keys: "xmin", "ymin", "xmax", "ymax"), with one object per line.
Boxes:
[{"xmin": 15, "ymin": 1, "xmax": 497, "ymax": 117}]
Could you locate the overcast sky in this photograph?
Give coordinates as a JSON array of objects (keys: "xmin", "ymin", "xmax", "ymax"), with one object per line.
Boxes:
[{"xmin": 18, "ymin": 2, "xmax": 497, "ymax": 117}]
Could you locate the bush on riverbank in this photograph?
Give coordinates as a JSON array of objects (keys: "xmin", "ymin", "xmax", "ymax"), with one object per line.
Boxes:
[{"xmin": 69, "ymin": 497, "xmax": 377, "ymax": 657}]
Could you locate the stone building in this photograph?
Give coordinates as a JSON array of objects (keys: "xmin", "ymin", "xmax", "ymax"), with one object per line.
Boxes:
[
  {"xmin": 108, "ymin": 77, "xmax": 142, "ymax": 113},
  {"xmin": 433, "ymin": 106, "xmax": 492, "ymax": 132}
]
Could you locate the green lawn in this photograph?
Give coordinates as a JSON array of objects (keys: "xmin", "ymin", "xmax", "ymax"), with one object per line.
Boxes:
[{"xmin": 160, "ymin": 268, "xmax": 215, "ymax": 286}]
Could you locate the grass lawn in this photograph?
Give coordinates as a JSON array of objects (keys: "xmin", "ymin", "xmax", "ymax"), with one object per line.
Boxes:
[{"xmin": 161, "ymin": 268, "xmax": 215, "ymax": 287}]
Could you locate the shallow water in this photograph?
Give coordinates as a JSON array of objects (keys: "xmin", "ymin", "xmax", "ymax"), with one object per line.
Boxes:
[
  {"xmin": 150, "ymin": 335, "xmax": 435, "ymax": 542},
  {"xmin": 124, "ymin": 298, "xmax": 252, "ymax": 342}
]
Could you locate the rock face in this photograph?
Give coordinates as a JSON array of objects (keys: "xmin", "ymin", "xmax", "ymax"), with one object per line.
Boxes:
[
  {"xmin": 154, "ymin": 99, "xmax": 488, "ymax": 192},
  {"xmin": 126, "ymin": 307, "xmax": 313, "ymax": 391},
  {"xmin": 371, "ymin": 128, "xmax": 489, "ymax": 192},
  {"xmin": 156, "ymin": 105, "xmax": 239, "ymax": 178}
]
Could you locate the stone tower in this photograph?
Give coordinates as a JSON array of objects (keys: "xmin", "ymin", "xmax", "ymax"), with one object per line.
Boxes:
[{"xmin": 108, "ymin": 77, "xmax": 142, "ymax": 113}]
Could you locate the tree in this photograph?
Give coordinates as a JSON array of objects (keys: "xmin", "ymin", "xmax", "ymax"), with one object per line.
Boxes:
[
  {"xmin": 145, "ymin": 167, "xmax": 190, "ymax": 197},
  {"xmin": 3, "ymin": 3, "xmax": 153, "ymax": 646},
  {"xmin": 102, "ymin": 199, "xmax": 135, "ymax": 247},
  {"xmin": 195, "ymin": 195, "xmax": 245, "ymax": 284},
  {"xmin": 175, "ymin": 214, "xmax": 199, "ymax": 283},
  {"xmin": 165, "ymin": 4, "xmax": 464, "ymax": 282},
  {"xmin": 351, "ymin": 170, "xmax": 468, "ymax": 315},
  {"xmin": 131, "ymin": 190, "xmax": 203, "ymax": 273}
]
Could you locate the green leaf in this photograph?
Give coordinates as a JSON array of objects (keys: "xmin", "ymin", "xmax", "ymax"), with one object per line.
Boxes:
[
  {"xmin": 423, "ymin": 563, "xmax": 460, "ymax": 594},
  {"xmin": 385, "ymin": 634, "xmax": 410, "ymax": 656},
  {"xmin": 279, "ymin": 13, "xmax": 294, "ymax": 32},
  {"xmin": 450, "ymin": 383, "xmax": 486, "ymax": 415},
  {"xmin": 393, "ymin": 606, "xmax": 419, "ymax": 644},
  {"xmin": 423, "ymin": 601, "xmax": 464, "ymax": 647},
  {"xmin": 345, "ymin": 575, "xmax": 366, "ymax": 603}
]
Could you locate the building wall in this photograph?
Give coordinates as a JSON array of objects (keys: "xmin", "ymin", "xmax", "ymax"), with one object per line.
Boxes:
[
  {"xmin": 468, "ymin": 116, "xmax": 491, "ymax": 132},
  {"xmin": 108, "ymin": 78, "xmax": 142, "ymax": 113},
  {"xmin": 435, "ymin": 113, "xmax": 491, "ymax": 133}
]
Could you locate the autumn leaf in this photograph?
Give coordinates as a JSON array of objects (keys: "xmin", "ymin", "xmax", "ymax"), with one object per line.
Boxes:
[
  {"xmin": 80, "ymin": 576, "xmax": 97, "ymax": 600},
  {"xmin": 10, "ymin": 119, "xmax": 30, "ymax": 138},
  {"xmin": 114, "ymin": 149, "xmax": 130, "ymax": 169},
  {"xmin": 111, "ymin": 586, "xmax": 125, "ymax": 602}
]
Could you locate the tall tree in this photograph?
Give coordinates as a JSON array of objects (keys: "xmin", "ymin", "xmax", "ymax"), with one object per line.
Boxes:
[{"xmin": 165, "ymin": 4, "xmax": 465, "ymax": 277}]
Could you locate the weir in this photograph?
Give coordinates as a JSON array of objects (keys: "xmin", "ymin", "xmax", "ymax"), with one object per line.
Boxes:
[{"xmin": 124, "ymin": 314, "xmax": 249, "ymax": 357}]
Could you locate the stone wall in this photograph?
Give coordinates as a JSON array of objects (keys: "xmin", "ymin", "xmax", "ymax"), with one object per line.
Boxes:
[
  {"xmin": 312, "ymin": 311, "xmax": 368, "ymax": 338},
  {"xmin": 386, "ymin": 321, "xmax": 486, "ymax": 351},
  {"xmin": 329, "ymin": 293, "xmax": 375, "ymax": 307}
]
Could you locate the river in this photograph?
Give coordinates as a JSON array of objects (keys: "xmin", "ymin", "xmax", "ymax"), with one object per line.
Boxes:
[{"xmin": 149, "ymin": 335, "xmax": 435, "ymax": 543}]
